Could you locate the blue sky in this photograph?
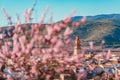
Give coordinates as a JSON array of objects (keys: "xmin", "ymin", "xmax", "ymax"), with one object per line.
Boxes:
[{"xmin": 0, "ymin": 0, "xmax": 120, "ymax": 27}]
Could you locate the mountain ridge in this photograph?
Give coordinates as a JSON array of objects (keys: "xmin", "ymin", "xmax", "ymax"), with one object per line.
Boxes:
[
  {"xmin": 72, "ymin": 14, "xmax": 120, "ymax": 21},
  {"xmin": 0, "ymin": 14, "xmax": 120, "ymax": 47},
  {"xmin": 71, "ymin": 14, "xmax": 120, "ymax": 47}
]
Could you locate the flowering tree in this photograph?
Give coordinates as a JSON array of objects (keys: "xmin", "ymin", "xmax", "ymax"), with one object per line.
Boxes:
[{"xmin": 0, "ymin": 3, "xmax": 87, "ymax": 79}]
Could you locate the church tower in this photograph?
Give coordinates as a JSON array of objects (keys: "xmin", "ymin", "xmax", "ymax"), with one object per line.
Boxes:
[{"xmin": 73, "ymin": 35, "xmax": 81, "ymax": 55}]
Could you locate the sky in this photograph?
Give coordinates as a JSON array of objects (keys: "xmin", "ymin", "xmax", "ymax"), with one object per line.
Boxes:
[{"xmin": 0, "ymin": 0, "xmax": 120, "ymax": 27}]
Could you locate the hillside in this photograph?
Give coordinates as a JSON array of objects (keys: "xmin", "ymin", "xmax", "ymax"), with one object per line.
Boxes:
[
  {"xmin": 71, "ymin": 14, "xmax": 120, "ymax": 47},
  {"xmin": 1, "ymin": 14, "xmax": 120, "ymax": 47}
]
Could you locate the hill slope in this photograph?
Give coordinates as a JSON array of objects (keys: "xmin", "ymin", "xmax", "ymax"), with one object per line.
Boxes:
[
  {"xmin": 1, "ymin": 14, "xmax": 120, "ymax": 47},
  {"xmin": 71, "ymin": 14, "xmax": 120, "ymax": 47}
]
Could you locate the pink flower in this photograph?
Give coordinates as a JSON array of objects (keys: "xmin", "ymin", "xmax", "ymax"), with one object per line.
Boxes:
[
  {"xmin": 0, "ymin": 52, "xmax": 6, "ymax": 59},
  {"xmin": 72, "ymin": 22, "xmax": 80, "ymax": 27},
  {"xmin": 65, "ymin": 38, "xmax": 72, "ymax": 44},
  {"xmin": 27, "ymin": 43, "xmax": 33, "ymax": 50},
  {"xmin": 63, "ymin": 16, "xmax": 71, "ymax": 24},
  {"xmin": 63, "ymin": 27, "xmax": 73, "ymax": 37},
  {"xmin": 16, "ymin": 52, "xmax": 22, "ymax": 57},
  {"xmin": 45, "ymin": 35, "xmax": 51, "ymax": 41},
  {"xmin": 19, "ymin": 35, "xmax": 26, "ymax": 45},
  {"xmin": 89, "ymin": 41, "xmax": 94, "ymax": 50},
  {"xmin": 2, "ymin": 8, "xmax": 12, "ymax": 24},
  {"xmin": 7, "ymin": 68, "xmax": 12, "ymax": 74},
  {"xmin": 7, "ymin": 59, "xmax": 14, "ymax": 65},
  {"xmin": 12, "ymin": 33, "xmax": 18, "ymax": 41},
  {"xmin": 25, "ymin": 49, "xmax": 30, "ymax": 54},
  {"xmin": 41, "ymin": 49, "xmax": 47, "ymax": 54},
  {"xmin": 24, "ymin": 8, "xmax": 33, "ymax": 23},
  {"xmin": 13, "ymin": 42, "xmax": 20, "ymax": 53},
  {"xmin": 53, "ymin": 24, "xmax": 62, "ymax": 32},
  {"xmin": 80, "ymin": 16, "xmax": 86, "ymax": 23},
  {"xmin": 30, "ymin": 65, "xmax": 37, "ymax": 73},
  {"xmin": 53, "ymin": 47, "xmax": 59, "ymax": 53},
  {"xmin": 27, "ymin": 8, "xmax": 32, "ymax": 16},
  {"xmin": 46, "ymin": 74, "xmax": 51, "ymax": 80},
  {"xmin": 45, "ymin": 25, "xmax": 54, "ymax": 35},
  {"xmin": 38, "ymin": 36, "xmax": 44, "ymax": 43},
  {"xmin": 72, "ymin": 16, "xmax": 86, "ymax": 27},
  {"xmin": 39, "ymin": 19, "xmax": 44, "ymax": 26},
  {"xmin": 0, "ymin": 34, "xmax": 4, "ymax": 39},
  {"xmin": 47, "ymin": 48, "xmax": 53, "ymax": 53},
  {"xmin": 2, "ymin": 45, "xmax": 9, "ymax": 54},
  {"xmin": 50, "ymin": 37, "xmax": 58, "ymax": 45},
  {"xmin": 8, "ymin": 31, "xmax": 12, "ymax": 37},
  {"xmin": 70, "ymin": 9, "xmax": 76, "ymax": 17},
  {"xmin": 11, "ymin": 53, "xmax": 16, "ymax": 59},
  {"xmin": 106, "ymin": 49, "xmax": 112, "ymax": 60},
  {"xmin": 55, "ymin": 39, "xmax": 64, "ymax": 48},
  {"xmin": 7, "ymin": 41, "xmax": 12, "ymax": 46},
  {"xmin": 31, "ymin": 48, "xmax": 40, "ymax": 55},
  {"xmin": 6, "ymin": 75, "xmax": 13, "ymax": 80},
  {"xmin": 59, "ymin": 22, "xmax": 67, "ymax": 28}
]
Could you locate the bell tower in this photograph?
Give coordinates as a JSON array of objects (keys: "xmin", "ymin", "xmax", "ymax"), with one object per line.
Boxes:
[{"xmin": 73, "ymin": 35, "xmax": 81, "ymax": 55}]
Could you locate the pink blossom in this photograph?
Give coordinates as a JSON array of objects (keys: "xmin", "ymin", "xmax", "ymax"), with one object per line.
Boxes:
[
  {"xmin": 105, "ymin": 49, "xmax": 112, "ymax": 60},
  {"xmin": 7, "ymin": 59, "xmax": 14, "ymax": 65},
  {"xmin": 72, "ymin": 22, "xmax": 80, "ymax": 27},
  {"xmin": 53, "ymin": 24, "xmax": 62, "ymax": 32},
  {"xmin": 65, "ymin": 38, "xmax": 72, "ymax": 44},
  {"xmin": 12, "ymin": 33, "xmax": 18, "ymax": 41},
  {"xmin": 55, "ymin": 39, "xmax": 64, "ymax": 48},
  {"xmin": 63, "ymin": 27, "xmax": 73, "ymax": 37},
  {"xmin": 0, "ymin": 52, "xmax": 6, "ymax": 59},
  {"xmin": 50, "ymin": 37, "xmax": 58, "ymax": 45},
  {"xmin": 6, "ymin": 75, "xmax": 13, "ymax": 80},
  {"xmin": 2, "ymin": 8, "xmax": 12, "ymax": 24},
  {"xmin": 46, "ymin": 74, "xmax": 51, "ymax": 80},
  {"xmin": 70, "ymin": 9, "xmax": 76, "ymax": 17},
  {"xmin": 80, "ymin": 16, "xmax": 86, "ymax": 24},
  {"xmin": 59, "ymin": 22, "xmax": 67, "ymax": 28},
  {"xmin": 63, "ymin": 16, "xmax": 71, "ymax": 24},
  {"xmin": 45, "ymin": 25, "xmax": 54, "ymax": 35},
  {"xmin": 2, "ymin": 45, "xmax": 9, "ymax": 54},
  {"xmin": 24, "ymin": 8, "xmax": 33, "ymax": 23},
  {"xmin": 0, "ymin": 34, "xmax": 4, "ymax": 39},
  {"xmin": 89, "ymin": 41, "xmax": 94, "ymax": 50},
  {"xmin": 45, "ymin": 35, "xmax": 51, "ymax": 41},
  {"xmin": 19, "ymin": 35, "xmax": 26, "ymax": 45},
  {"xmin": 53, "ymin": 47, "xmax": 59, "ymax": 53},
  {"xmin": 30, "ymin": 65, "xmax": 37, "ymax": 74}
]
